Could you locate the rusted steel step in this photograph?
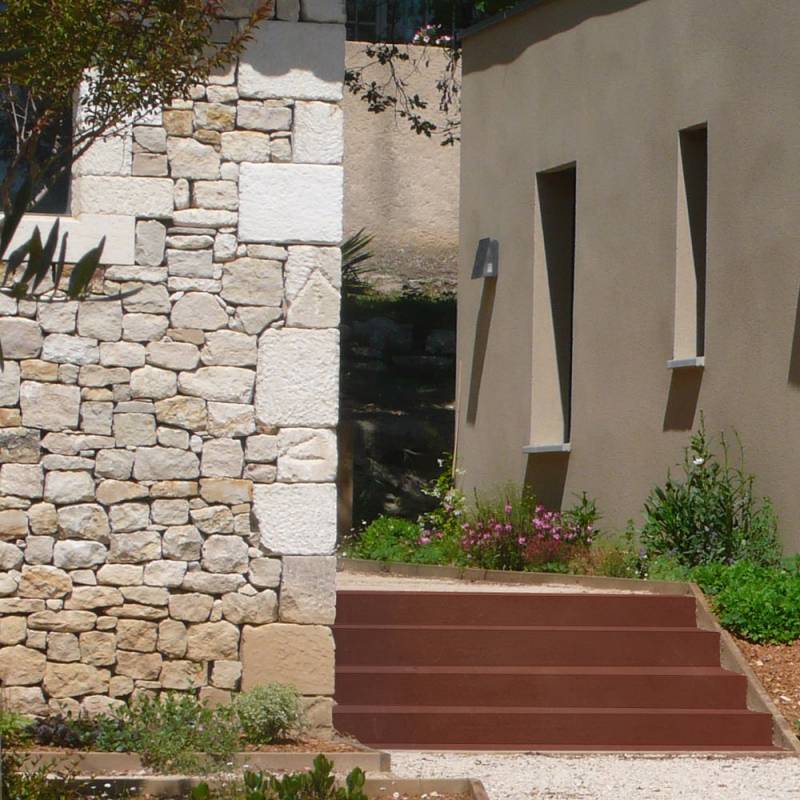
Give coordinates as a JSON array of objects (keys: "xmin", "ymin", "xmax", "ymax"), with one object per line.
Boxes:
[
  {"xmin": 333, "ymin": 705, "xmax": 775, "ymax": 749},
  {"xmin": 336, "ymin": 590, "xmax": 698, "ymax": 627},
  {"xmin": 333, "ymin": 625, "xmax": 721, "ymax": 667},
  {"xmin": 335, "ymin": 665, "xmax": 748, "ymax": 709}
]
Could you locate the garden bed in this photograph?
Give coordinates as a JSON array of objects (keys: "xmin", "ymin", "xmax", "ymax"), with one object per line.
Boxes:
[{"xmin": 739, "ymin": 638, "xmax": 800, "ymax": 732}]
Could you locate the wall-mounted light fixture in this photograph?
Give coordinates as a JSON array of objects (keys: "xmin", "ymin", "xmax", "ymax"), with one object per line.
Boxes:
[{"xmin": 471, "ymin": 237, "xmax": 499, "ymax": 279}]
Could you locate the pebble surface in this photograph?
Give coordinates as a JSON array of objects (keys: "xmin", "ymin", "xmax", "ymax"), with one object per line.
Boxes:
[{"xmin": 387, "ymin": 751, "xmax": 800, "ymax": 799}]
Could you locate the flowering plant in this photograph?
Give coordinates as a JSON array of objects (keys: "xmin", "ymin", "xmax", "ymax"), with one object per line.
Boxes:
[{"xmin": 412, "ymin": 24, "xmax": 454, "ymax": 47}]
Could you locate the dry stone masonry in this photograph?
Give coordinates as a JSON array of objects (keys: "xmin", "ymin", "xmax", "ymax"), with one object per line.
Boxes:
[{"xmin": 0, "ymin": 0, "xmax": 343, "ymax": 732}]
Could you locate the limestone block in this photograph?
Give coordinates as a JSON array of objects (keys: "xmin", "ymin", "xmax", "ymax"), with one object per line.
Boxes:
[
  {"xmin": 24, "ymin": 535, "xmax": 55, "ymax": 565},
  {"xmin": 20, "ymin": 382, "xmax": 80, "ymax": 431},
  {"xmin": 134, "ymin": 126, "xmax": 167, "ymax": 153},
  {"xmin": 161, "ymin": 659, "xmax": 207, "ymax": 690},
  {"xmin": 253, "ymin": 482, "xmax": 336, "ymax": 555},
  {"xmin": 220, "ymin": 131, "xmax": 270, "ymax": 162},
  {"xmin": 53, "ymin": 540, "xmax": 108, "ymax": 569},
  {"xmin": 211, "ymin": 660, "xmax": 241, "ymax": 689},
  {"xmin": 221, "ymin": 590, "xmax": 277, "ymax": 624},
  {"xmin": 130, "ymin": 366, "xmax": 178, "ymax": 400},
  {"xmin": 245, "ymin": 434, "xmax": 279, "ymax": 463},
  {"xmin": 239, "ymin": 163, "xmax": 343, "ymax": 244},
  {"xmin": 151, "ymin": 481, "xmax": 198, "ymax": 499},
  {"xmin": 199, "ymin": 478, "xmax": 252, "ymax": 505},
  {"xmin": 256, "ymin": 329, "xmax": 338, "ymax": 426},
  {"xmin": 133, "ymin": 152, "xmax": 168, "ymax": 176},
  {"xmin": 109, "ymin": 531, "xmax": 161, "ymax": 562},
  {"xmin": 293, "ymin": 101, "xmax": 342, "ymax": 164},
  {"xmin": 285, "ymin": 268, "xmax": 340, "ymax": 330},
  {"xmin": 244, "ymin": 462, "xmax": 274, "ymax": 484},
  {"xmin": 109, "ymin": 503, "xmax": 150, "ymax": 533},
  {"xmin": 163, "ymin": 525, "xmax": 203, "ymax": 560},
  {"xmin": 207, "ymin": 403, "xmax": 256, "ymax": 438},
  {"xmin": 100, "ymin": 342, "xmax": 146, "ymax": 368},
  {"xmin": 0, "ymin": 427, "xmax": 40, "ymax": 463},
  {"xmin": 20, "ymin": 359, "xmax": 58, "ymax": 383},
  {"xmin": 173, "ymin": 209, "xmax": 238, "ymax": 228},
  {"xmin": 106, "ymin": 265, "xmax": 167, "ymax": 284},
  {"xmin": 0, "ymin": 510, "xmax": 28, "ymax": 539},
  {"xmin": 277, "ymin": 428, "xmax": 337, "ymax": 482},
  {"xmin": 80, "ymin": 631, "xmax": 117, "ymax": 666},
  {"xmin": 147, "ymin": 342, "xmax": 200, "ymax": 371},
  {"xmin": 202, "ymin": 438, "xmax": 244, "ymax": 478},
  {"xmin": 191, "ymin": 505, "xmax": 235, "ymax": 534},
  {"xmin": 202, "ymin": 534, "xmax": 248, "ymax": 573},
  {"xmin": 81, "ymin": 401, "xmax": 113, "ymax": 435},
  {"xmin": 18, "ymin": 565, "xmax": 71, "ymax": 599},
  {"xmin": 0, "ymin": 463, "xmax": 43, "ymax": 498},
  {"xmin": 73, "ymin": 134, "xmax": 132, "ymax": 176},
  {"xmin": 116, "ymin": 619, "xmax": 158, "ymax": 651},
  {"xmin": 200, "ymin": 331, "xmax": 258, "ymax": 368},
  {"xmin": 47, "ymin": 632, "xmax": 81, "ymax": 662},
  {"xmin": 112, "ymin": 413, "xmax": 157, "ymax": 447},
  {"xmin": 214, "ymin": 233, "xmax": 238, "ymax": 262},
  {"xmin": 238, "ymin": 102, "xmax": 292, "ymax": 132},
  {"xmin": 0, "ymin": 645, "xmax": 47, "ymax": 685},
  {"xmin": 241, "ymin": 623, "xmax": 334, "ymax": 694},
  {"xmin": 116, "ymin": 650, "xmax": 162, "ymax": 680},
  {"xmin": 302, "ymin": 695, "xmax": 334, "ymax": 735},
  {"xmin": 195, "ymin": 102, "xmax": 236, "ymax": 131},
  {"xmin": 0, "ymin": 318, "xmax": 43, "ymax": 358},
  {"xmin": 300, "ymin": 0, "xmax": 345, "ymax": 21},
  {"xmin": 71, "ymin": 570, "xmax": 97, "ymax": 586},
  {"xmin": 151, "ymin": 499, "xmax": 190, "ymax": 526},
  {"xmin": 122, "ymin": 284, "xmax": 171, "ymax": 314},
  {"xmin": 97, "ymin": 564, "xmax": 144, "ymax": 586},
  {"xmin": 163, "ymin": 109, "xmax": 194, "ymax": 136},
  {"xmin": 72, "ymin": 176, "xmax": 173, "ymax": 217},
  {"xmin": 168, "ymin": 137, "xmax": 221, "ymax": 180},
  {"xmin": 122, "ymin": 313, "xmax": 169, "ymax": 342},
  {"xmin": 168, "ymin": 592, "xmax": 213, "ymax": 623},
  {"xmin": 2, "ymin": 685, "xmax": 48, "ymax": 715},
  {"xmin": 108, "ymin": 603, "xmax": 167, "ymax": 621},
  {"xmin": 144, "ymin": 559, "xmax": 187, "ymax": 588},
  {"xmin": 182, "ymin": 571, "xmax": 245, "ymax": 594},
  {"xmin": 82, "ymin": 695, "xmax": 125, "ymax": 717},
  {"xmin": 194, "ymin": 180, "xmax": 239, "ymax": 211},
  {"xmin": 109, "ymin": 675, "xmax": 134, "ymax": 696},
  {"xmin": 238, "ymin": 21, "xmax": 344, "ymax": 101},
  {"xmin": 136, "ymin": 220, "xmax": 167, "ymax": 267},
  {"xmin": 42, "ymin": 334, "xmax": 99, "ymax": 366},
  {"xmin": 122, "ymin": 585, "xmax": 169, "ymax": 606},
  {"xmin": 171, "ymin": 293, "xmax": 229, "ymax": 331},
  {"xmin": 0, "ymin": 361, "xmax": 20, "ymax": 406},
  {"xmin": 97, "ymin": 480, "xmax": 149, "ymax": 506},
  {"xmin": 248, "ymin": 557, "xmax": 281, "ymax": 589},
  {"xmin": 154, "ymin": 396, "xmax": 207, "ymax": 431},
  {"xmin": 158, "ymin": 618, "xmax": 188, "ymax": 657},
  {"xmin": 221, "ymin": 258, "xmax": 283, "ymax": 306},
  {"xmin": 158, "ymin": 427, "xmax": 190, "ymax": 449},
  {"xmin": 43, "ymin": 662, "xmax": 110, "ymax": 697},
  {"xmin": 37, "ymin": 302, "xmax": 77, "ymax": 334},
  {"xmin": 279, "ymin": 556, "xmax": 335, "ymax": 624},
  {"xmin": 57, "ymin": 504, "xmax": 111, "ymax": 542},
  {"xmin": 179, "ymin": 367, "xmax": 255, "ymax": 404},
  {"xmin": 44, "ymin": 471, "xmax": 95, "ymax": 505},
  {"xmin": 96, "ymin": 450, "xmax": 135, "ymax": 480},
  {"xmin": 64, "ymin": 586, "xmax": 123, "ymax": 611},
  {"xmin": 0, "ymin": 616, "xmax": 26, "ymax": 645},
  {"xmin": 133, "ymin": 447, "xmax": 200, "ymax": 481},
  {"xmin": 28, "ymin": 610, "xmax": 97, "ymax": 633},
  {"xmin": 78, "ymin": 300, "xmax": 123, "ymax": 341},
  {"xmin": 185, "ymin": 620, "xmax": 239, "ymax": 661}
]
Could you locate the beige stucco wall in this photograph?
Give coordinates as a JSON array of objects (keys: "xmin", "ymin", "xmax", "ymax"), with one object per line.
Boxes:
[
  {"xmin": 344, "ymin": 42, "xmax": 460, "ymax": 291},
  {"xmin": 456, "ymin": 0, "xmax": 800, "ymax": 551}
]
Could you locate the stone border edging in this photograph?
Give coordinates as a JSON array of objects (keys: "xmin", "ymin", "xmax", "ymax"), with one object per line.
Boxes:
[
  {"xmin": 337, "ymin": 557, "xmax": 800, "ymax": 756},
  {"xmin": 23, "ymin": 748, "xmax": 391, "ymax": 774}
]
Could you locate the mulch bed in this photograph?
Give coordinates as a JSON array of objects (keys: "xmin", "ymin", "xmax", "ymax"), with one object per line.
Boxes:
[{"xmin": 737, "ymin": 637, "xmax": 800, "ymax": 731}]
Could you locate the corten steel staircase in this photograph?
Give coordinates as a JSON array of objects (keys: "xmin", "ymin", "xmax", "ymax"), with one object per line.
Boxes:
[{"xmin": 333, "ymin": 590, "xmax": 778, "ymax": 750}]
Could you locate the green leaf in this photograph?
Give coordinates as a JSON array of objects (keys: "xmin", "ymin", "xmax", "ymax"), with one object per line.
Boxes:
[{"xmin": 67, "ymin": 236, "xmax": 106, "ymax": 298}]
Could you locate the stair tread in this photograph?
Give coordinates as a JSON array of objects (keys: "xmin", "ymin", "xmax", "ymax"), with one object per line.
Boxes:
[
  {"xmin": 336, "ymin": 665, "xmax": 737, "ymax": 675},
  {"xmin": 363, "ymin": 744, "xmax": 783, "ymax": 752},
  {"xmin": 335, "ymin": 705, "xmax": 770, "ymax": 716},
  {"xmin": 337, "ymin": 590, "xmax": 686, "ymax": 598},
  {"xmin": 334, "ymin": 624, "xmax": 707, "ymax": 632}
]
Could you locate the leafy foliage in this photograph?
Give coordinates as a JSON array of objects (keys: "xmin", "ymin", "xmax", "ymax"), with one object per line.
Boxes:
[
  {"xmin": 233, "ymin": 683, "xmax": 304, "ymax": 745},
  {"xmin": 341, "ymin": 228, "xmax": 374, "ymax": 296},
  {"xmin": 641, "ymin": 419, "xmax": 781, "ymax": 567}
]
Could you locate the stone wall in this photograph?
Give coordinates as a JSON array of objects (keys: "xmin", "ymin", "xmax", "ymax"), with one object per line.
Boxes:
[{"xmin": 0, "ymin": 0, "xmax": 344, "ymax": 731}]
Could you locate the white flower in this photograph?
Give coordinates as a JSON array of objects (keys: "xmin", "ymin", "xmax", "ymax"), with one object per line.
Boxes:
[{"xmin": 693, "ymin": 456, "xmax": 705, "ymax": 465}]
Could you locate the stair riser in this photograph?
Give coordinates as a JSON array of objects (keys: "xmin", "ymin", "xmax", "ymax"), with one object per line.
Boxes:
[
  {"xmin": 337, "ymin": 592, "xmax": 698, "ymax": 627},
  {"xmin": 335, "ymin": 672, "xmax": 747, "ymax": 709},
  {"xmin": 333, "ymin": 710, "xmax": 775, "ymax": 748},
  {"xmin": 334, "ymin": 627, "xmax": 722, "ymax": 667}
]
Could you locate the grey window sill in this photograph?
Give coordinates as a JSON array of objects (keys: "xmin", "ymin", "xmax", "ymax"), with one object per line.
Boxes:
[
  {"xmin": 667, "ymin": 356, "xmax": 705, "ymax": 369},
  {"xmin": 523, "ymin": 443, "xmax": 572, "ymax": 454}
]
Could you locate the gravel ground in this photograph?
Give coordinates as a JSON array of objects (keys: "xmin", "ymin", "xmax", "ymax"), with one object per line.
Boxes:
[{"xmin": 387, "ymin": 751, "xmax": 800, "ymax": 799}]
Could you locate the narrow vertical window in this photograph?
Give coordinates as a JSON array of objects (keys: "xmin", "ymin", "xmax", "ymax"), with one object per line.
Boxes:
[
  {"xmin": 672, "ymin": 124, "xmax": 708, "ymax": 365},
  {"xmin": 529, "ymin": 164, "xmax": 577, "ymax": 450}
]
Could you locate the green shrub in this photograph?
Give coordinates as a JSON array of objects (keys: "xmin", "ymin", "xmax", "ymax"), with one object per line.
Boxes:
[
  {"xmin": 0, "ymin": 708, "xmax": 31, "ymax": 747},
  {"xmin": 94, "ymin": 692, "xmax": 240, "ymax": 773},
  {"xmin": 693, "ymin": 560, "xmax": 800, "ymax": 644},
  {"xmin": 641, "ymin": 420, "xmax": 781, "ymax": 567},
  {"xmin": 233, "ymin": 684, "xmax": 304, "ymax": 745}
]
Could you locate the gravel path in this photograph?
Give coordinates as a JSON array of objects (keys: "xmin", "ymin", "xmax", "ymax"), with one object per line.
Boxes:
[{"xmin": 387, "ymin": 751, "xmax": 800, "ymax": 799}]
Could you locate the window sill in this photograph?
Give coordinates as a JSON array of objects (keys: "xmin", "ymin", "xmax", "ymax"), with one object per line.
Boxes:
[
  {"xmin": 667, "ymin": 356, "xmax": 705, "ymax": 370},
  {"xmin": 523, "ymin": 443, "xmax": 572, "ymax": 454}
]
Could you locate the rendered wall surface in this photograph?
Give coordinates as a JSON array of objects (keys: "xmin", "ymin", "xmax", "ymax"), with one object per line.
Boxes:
[
  {"xmin": 0, "ymin": 0, "xmax": 344, "ymax": 727},
  {"xmin": 457, "ymin": 0, "xmax": 800, "ymax": 550}
]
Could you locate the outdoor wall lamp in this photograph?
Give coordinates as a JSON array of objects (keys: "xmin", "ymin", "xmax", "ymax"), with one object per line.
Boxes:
[{"xmin": 471, "ymin": 237, "xmax": 499, "ymax": 279}]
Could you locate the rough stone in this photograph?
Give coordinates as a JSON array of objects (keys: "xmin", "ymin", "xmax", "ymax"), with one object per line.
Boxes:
[
  {"xmin": 20, "ymin": 382, "xmax": 81, "ymax": 431},
  {"xmin": 199, "ymin": 478, "xmax": 252, "ymax": 504},
  {"xmin": 163, "ymin": 109, "xmax": 194, "ymax": 136},
  {"xmin": 47, "ymin": 632, "xmax": 81, "ymax": 662},
  {"xmin": 181, "ymin": 571, "xmax": 245, "ymax": 594},
  {"xmin": 78, "ymin": 301, "xmax": 123, "ymax": 341},
  {"xmin": 161, "ymin": 659, "xmax": 207, "ymax": 690},
  {"xmin": 0, "ymin": 510, "xmax": 28, "ymax": 538},
  {"xmin": 43, "ymin": 662, "xmax": 109, "ymax": 697},
  {"xmin": 0, "ymin": 427, "xmax": 40, "ymax": 463},
  {"xmin": 122, "ymin": 283, "xmax": 171, "ymax": 315},
  {"xmin": 220, "ymin": 131, "xmax": 270, "ymax": 162},
  {"xmin": 279, "ymin": 556, "xmax": 336, "ymax": 624},
  {"xmin": 0, "ymin": 361, "xmax": 20, "ymax": 406},
  {"xmin": 157, "ymin": 428, "xmax": 190, "ymax": 449},
  {"xmin": 97, "ymin": 564, "xmax": 144, "ymax": 586},
  {"xmin": 293, "ymin": 101, "xmax": 343, "ymax": 164},
  {"xmin": 109, "ymin": 502, "xmax": 150, "ymax": 533},
  {"xmin": 2, "ymin": 685, "xmax": 48, "ymax": 715},
  {"xmin": 0, "ymin": 616, "xmax": 27, "ymax": 645},
  {"xmin": 143, "ymin": 559, "xmax": 187, "ymax": 588},
  {"xmin": 80, "ymin": 631, "xmax": 117, "ymax": 666},
  {"xmin": 202, "ymin": 534, "xmax": 248, "ymax": 573},
  {"xmin": 24, "ymin": 535, "xmax": 55, "ymax": 565},
  {"xmin": 185, "ymin": 621, "xmax": 239, "ymax": 661},
  {"xmin": 113, "ymin": 413, "xmax": 157, "ymax": 447},
  {"xmin": 123, "ymin": 313, "xmax": 169, "ymax": 342},
  {"xmin": 248, "ymin": 557, "xmax": 282, "ymax": 589},
  {"xmin": 200, "ymin": 331, "xmax": 257, "ymax": 368},
  {"xmin": 17, "ymin": 566, "xmax": 72, "ymax": 599},
  {"xmin": 109, "ymin": 531, "xmax": 161, "ymax": 562},
  {"xmin": 97, "ymin": 480, "xmax": 149, "ymax": 506},
  {"xmin": 115, "ymin": 650, "xmax": 162, "ymax": 680},
  {"xmin": 286, "ymin": 272, "xmax": 340, "ymax": 330},
  {"xmin": 245, "ymin": 434, "xmax": 279, "ymax": 463},
  {"xmin": 0, "ymin": 463, "xmax": 43, "ymax": 498},
  {"xmin": 38, "ymin": 303, "xmax": 79, "ymax": 334},
  {"xmin": 151, "ymin": 499, "xmax": 189, "ymax": 526},
  {"xmin": 191, "ymin": 505, "xmax": 235, "ymax": 534},
  {"xmin": 163, "ymin": 525, "xmax": 203, "ymax": 560},
  {"xmin": 210, "ymin": 660, "xmax": 242, "ymax": 689},
  {"xmin": 194, "ymin": 180, "xmax": 239, "ymax": 210},
  {"xmin": 221, "ymin": 259, "xmax": 283, "ymax": 306},
  {"xmin": 81, "ymin": 401, "xmax": 113, "ymax": 434},
  {"xmin": 133, "ymin": 447, "xmax": 200, "ymax": 481},
  {"xmin": 237, "ymin": 102, "xmax": 292, "ymax": 131},
  {"xmin": 0, "ymin": 319, "xmax": 43, "ymax": 358},
  {"xmin": 201, "ymin": 438, "xmax": 244, "ymax": 478},
  {"xmin": 179, "ymin": 367, "xmax": 255, "ymax": 403},
  {"xmin": 44, "ymin": 471, "xmax": 95, "ymax": 505},
  {"xmin": 96, "ymin": 450, "xmax": 135, "ymax": 480},
  {"xmin": 241, "ymin": 623, "xmax": 334, "ymax": 694},
  {"xmin": 154, "ymin": 396, "xmax": 207, "ymax": 431},
  {"xmin": 157, "ymin": 618, "xmax": 187, "ymax": 658},
  {"xmin": 167, "ymin": 137, "xmax": 221, "ymax": 179},
  {"xmin": 135, "ymin": 219, "xmax": 167, "ymax": 267},
  {"xmin": 28, "ymin": 610, "xmax": 97, "ymax": 633},
  {"xmin": 99, "ymin": 341, "xmax": 146, "ymax": 367},
  {"xmin": 116, "ymin": 619, "xmax": 158, "ymax": 652},
  {"xmin": 0, "ymin": 645, "xmax": 46, "ymax": 685},
  {"xmin": 53, "ymin": 540, "xmax": 108, "ymax": 569},
  {"xmin": 221, "ymin": 590, "xmax": 277, "ymax": 624},
  {"xmin": 147, "ymin": 342, "xmax": 200, "ymax": 371},
  {"xmin": 207, "ymin": 402, "xmax": 255, "ymax": 437},
  {"xmin": 171, "ymin": 293, "xmax": 229, "ymax": 330},
  {"xmin": 168, "ymin": 592, "xmax": 213, "ymax": 623},
  {"xmin": 57, "ymin": 504, "xmax": 111, "ymax": 542},
  {"xmin": 130, "ymin": 366, "xmax": 178, "ymax": 400},
  {"xmin": 277, "ymin": 428, "xmax": 337, "ymax": 482},
  {"xmin": 42, "ymin": 334, "xmax": 100, "ymax": 365}
]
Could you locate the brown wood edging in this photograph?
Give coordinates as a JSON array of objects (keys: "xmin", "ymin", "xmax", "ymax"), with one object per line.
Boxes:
[
  {"xmin": 23, "ymin": 748, "xmax": 391, "ymax": 774},
  {"xmin": 61, "ymin": 775, "xmax": 487, "ymax": 799},
  {"xmin": 337, "ymin": 557, "xmax": 800, "ymax": 755}
]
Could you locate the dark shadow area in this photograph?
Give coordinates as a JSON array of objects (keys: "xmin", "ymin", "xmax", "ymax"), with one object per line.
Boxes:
[
  {"xmin": 537, "ymin": 165, "xmax": 576, "ymax": 443},
  {"xmin": 466, "ymin": 278, "xmax": 497, "ymax": 425},
  {"xmin": 680, "ymin": 125, "xmax": 708, "ymax": 356},
  {"xmin": 464, "ymin": 0, "xmax": 649, "ymax": 73},
  {"xmin": 788, "ymin": 284, "xmax": 800, "ymax": 386},
  {"xmin": 524, "ymin": 452, "xmax": 570, "ymax": 510},
  {"xmin": 663, "ymin": 369, "xmax": 703, "ymax": 431}
]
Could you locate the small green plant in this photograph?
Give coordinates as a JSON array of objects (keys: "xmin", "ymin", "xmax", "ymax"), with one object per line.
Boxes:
[
  {"xmin": 191, "ymin": 755, "xmax": 368, "ymax": 800},
  {"xmin": 341, "ymin": 228, "xmax": 375, "ymax": 296},
  {"xmin": 641, "ymin": 418, "xmax": 781, "ymax": 567},
  {"xmin": 233, "ymin": 684, "xmax": 304, "ymax": 745},
  {"xmin": 0, "ymin": 708, "xmax": 31, "ymax": 747}
]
